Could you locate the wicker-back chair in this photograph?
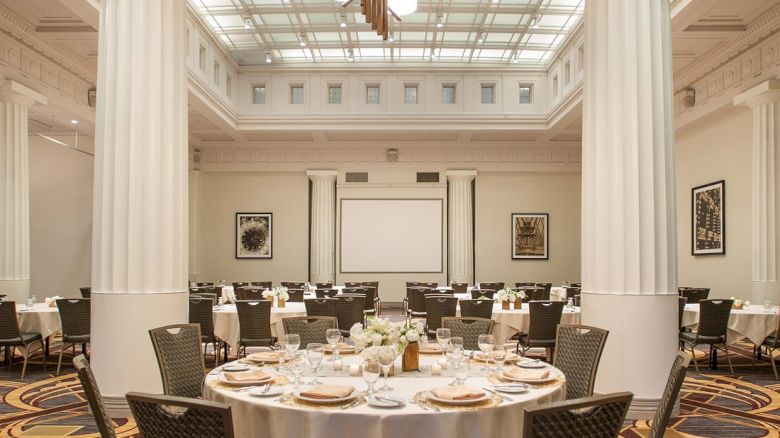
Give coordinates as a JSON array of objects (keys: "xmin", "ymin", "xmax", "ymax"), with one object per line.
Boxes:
[
  {"xmin": 521, "ymin": 287, "xmax": 547, "ymax": 302},
  {"xmin": 648, "ymin": 352, "xmax": 690, "ymax": 438},
  {"xmin": 470, "ymin": 289, "xmax": 495, "ymax": 300},
  {"xmin": 282, "ymin": 316, "xmax": 338, "ymax": 347},
  {"xmin": 79, "ymin": 287, "xmax": 91, "ymax": 298},
  {"xmin": 305, "ymin": 298, "xmax": 338, "ymax": 318},
  {"xmin": 315, "ymin": 289, "xmax": 338, "ymax": 298},
  {"xmin": 450, "ymin": 282, "xmax": 469, "ymax": 293},
  {"xmin": 236, "ymin": 287, "xmax": 264, "ymax": 301},
  {"xmin": 344, "ymin": 282, "xmax": 363, "ymax": 288},
  {"xmin": 517, "ymin": 301, "xmax": 564, "ymax": 356},
  {"xmin": 0, "ymin": 301, "xmax": 45, "ymax": 378},
  {"xmin": 553, "ymin": 325, "xmax": 609, "ymax": 400},
  {"xmin": 564, "ymin": 287, "xmax": 581, "ymax": 301},
  {"xmin": 126, "ymin": 392, "xmax": 234, "ymax": 438},
  {"xmin": 342, "ymin": 287, "xmax": 366, "ymax": 295},
  {"xmin": 191, "ymin": 292, "xmax": 218, "ymax": 305},
  {"xmin": 523, "ymin": 392, "xmax": 633, "ymax": 438},
  {"xmin": 536, "ymin": 282, "xmax": 553, "ymax": 295},
  {"xmin": 336, "ymin": 294, "xmax": 366, "ymax": 336},
  {"xmin": 441, "ymin": 317, "xmax": 494, "ymax": 350},
  {"xmin": 678, "ymin": 296, "xmax": 687, "ymax": 332},
  {"xmin": 406, "ymin": 282, "xmax": 423, "ymax": 288},
  {"xmin": 680, "ymin": 299, "xmax": 733, "ymax": 374},
  {"xmin": 55, "ymin": 298, "xmax": 90, "ymax": 375},
  {"xmin": 287, "ymin": 289, "xmax": 305, "ymax": 302},
  {"xmin": 196, "ymin": 282, "xmax": 214, "ymax": 287},
  {"xmin": 679, "ymin": 288, "xmax": 710, "ymax": 304},
  {"xmin": 251, "ymin": 281, "xmax": 272, "ymax": 289},
  {"xmin": 459, "ymin": 299, "xmax": 494, "ymax": 320},
  {"xmin": 358, "ymin": 286, "xmax": 378, "ymax": 315},
  {"xmin": 479, "ymin": 282, "xmax": 504, "ymax": 291},
  {"xmin": 761, "ymin": 312, "xmax": 780, "ymax": 380},
  {"xmin": 281, "ymin": 282, "xmax": 305, "ymax": 289},
  {"xmin": 422, "ymin": 282, "xmax": 438, "ymax": 289},
  {"xmin": 408, "ymin": 288, "xmax": 436, "ymax": 317},
  {"xmin": 148, "ymin": 324, "xmax": 205, "ymax": 398},
  {"xmin": 73, "ymin": 355, "xmax": 116, "ymax": 438},
  {"xmin": 189, "ymin": 297, "xmax": 222, "ymax": 367},
  {"xmin": 573, "ymin": 295, "xmax": 582, "ymax": 307},
  {"xmin": 571, "ymin": 282, "xmax": 581, "ymax": 287},
  {"xmin": 316, "ymin": 282, "xmax": 333, "ymax": 289},
  {"xmin": 234, "ymin": 300, "xmax": 276, "ymax": 356},
  {"xmin": 425, "ymin": 295, "xmax": 458, "ymax": 336},
  {"xmin": 232, "ymin": 282, "xmax": 248, "ymax": 290},
  {"xmin": 515, "ymin": 282, "xmax": 536, "ymax": 288}
]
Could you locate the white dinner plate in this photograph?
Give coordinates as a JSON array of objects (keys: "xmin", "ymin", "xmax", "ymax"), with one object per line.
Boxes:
[
  {"xmin": 248, "ymin": 385, "xmax": 285, "ymax": 397},
  {"xmin": 218, "ymin": 375, "xmax": 274, "ymax": 387},
  {"xmin": 221, "ymin": 364, "xmax": 251, "ymax": 372},
  {"xmin": 491, "ymin": 383, "xmax": 529, "ymax": 394},
  {"xmin": 293, "ymin": 389, "xmax": 359, "ymax": 405},
  {"xmin": 500, "ymin": 370, "xmax": 558, "ymax": 384},
  {"xmin": 367, "ymin": 394, "xmax": 406, "ymax": 408},
  {"xmin": 515, "ymin": 358, "xmax": 547, "ymax": 369},
  {"xmin": 246, "ymin": 353, "xmax": 288, "ymax": 364},
  {"xmin": 426, "ymin": 390, "xmax": 491, "ymax": 405}
]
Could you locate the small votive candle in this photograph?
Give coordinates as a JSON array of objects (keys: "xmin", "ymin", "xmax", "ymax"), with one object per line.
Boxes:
[
  {"xmin": 431, "ymin": 363, "xmax": 442, "ymax": 375},
  {"xmin": 333, "ymin": 359, "xmax": 343, "ymax": 371},
  {"xmin": 437, "ymin": 358, "xmax": 449, "ymax": 370},
  {"xmin": 349, "ymin": 363, "xmax": 360, "ymax": 376}
]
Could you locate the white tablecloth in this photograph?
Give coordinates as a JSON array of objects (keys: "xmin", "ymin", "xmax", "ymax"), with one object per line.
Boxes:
[
  {"xmin": 550, "ymin": 287, "xmax": 567, "ymax": 302},
  {"xmin": 16, "ymin": 303, "xmax": 61, "ymax": 340},
  {"xmin": 485, "ymin": 305, "xmax": 581, "ymax": 347},
  {"xmin": 204, "ymin": 353, "xmax": 565, "ymax": 438},
  {"xmin": 682, "ymin": 304, "xmax": 779, "ymax": 345},
  {"xmin": 213, "ymin": 303, "xmax": 308, "ymax": 351}
]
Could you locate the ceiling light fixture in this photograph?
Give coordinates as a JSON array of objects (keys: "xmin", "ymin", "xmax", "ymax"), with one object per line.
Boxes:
[
  {"xmin": 299, "ymin": 31, "xmax": 307, "ymax": 47},
  {"xmin": 70, "ymin": 119, "xmax": 79, "ymax": 125},
  {"xmin": 347, "ymin": 49, "xmax": 355, "ymax": 62},
  {"xmin": 531, "ymin": 15, "xmax": 540, "ymax": 29},
  {"xmin": 339, "ymin": 11, "xmax": 348, "ymax": 28},
  {"xmin": 266, "ymin": 53, "xmax": 272, "ymax": 63},
  {"xmin": 388, "ymin": 32, "xmax": 395, "ymax": 42},
  {"xmin": 429, "ymin": 48, "xmax": 436, "ymax": 59},
  {"xmin": 435, "ymin": 11, "xmax": 444, "ymax": 28},
  {"xmin": 243, "ymin": 15, "xmax": 252, "ymax": 29},
  {"xmin": 387, "ymin": 0, "xmax": 417, "ymax": 16},
  {"xmin": 476, "ymin": 32, "xmax": 484, "ymax": 44}
]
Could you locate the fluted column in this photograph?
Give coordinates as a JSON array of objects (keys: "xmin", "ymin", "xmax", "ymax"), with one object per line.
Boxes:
[
  {"xmin": 91, "ymin": 0, "xmax": 188, "ymax": 413},
  {"xmin": 308, "ymin": 170, "xmax": 337, "ymax": 284},
  {"xmin": 735, "ymin": 80, "xmax": 780, "ymax": 303},
  {"xmin": 581, "ymin": 0, "xmax": 678, "ymax": 419},
  {"xmin": 189, "ymin": 169, "xmax": 202, "ymax": 284},
  {"xmin": 0, "ymin": 81, "xmax": 46, "ymax": 302},
  {"xmin": 447, "ymin": 170, "xmax": 476, "ymax": 284}
]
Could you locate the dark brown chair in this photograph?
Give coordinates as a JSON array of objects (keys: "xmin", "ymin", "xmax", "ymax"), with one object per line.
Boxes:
[
  {"xmin": 515, "ymin": 282, "xmax": 536, "ymax": 288},
  {"xmin": 648, "ymin": 352, "xmax": 690, "ymax": 438},
  {"xmin": 305, "ymin": 298, "xmax": 338, "ymax": 318},
  {"xmin": 235, "ymin": 300, "xmax": 277, "ymax": 356},
  {"xmin": 479, "ymin": 282, "xmax": 504, "ymax": 291},
  {"xmin": 281, "ymin": 282, "xmax": 305, "ymax": 289},
  {"xmin": 251, "ymin": 281, "xmax": 272, "ymax": 289},
  {"xmin": 336, "ymin": 294, "xmax": 366, "ymax": 336},
  {"xmin": 425, "ymin": 295, "xmax": 458, "ymax": 336},
  {"xmin": 282, "ymin": 316, "xmax": 338, "ymax": 348},
  {"xmin": 231, "ymin": 282, "xmax": 249, "ymax": 290},
  {"xmin": 286, "ymin": 289, "xmax": 305, "ymax": 302},
  {"xmin": 0, "ymin": 301, "xmax": 45, "ymax": 378},
  {"xmin": 358, "ymin": 286, "xmax": 379, "ymax": 316},
  {"xmin": 73, "ymin": 355, "xmax": 116, "ymax": 437},
  {"xmin": 459, "ymin": 299, "xmax": 493, "ymax": 319},
  {"xmin": 450, "ymin": 282, "xmax": 469, "ymax": 293},
  {"xmin": 442, "ymin": 317, "xmax": 494, "ymax": 351},
  {"xmin": 470, "ymin": 289, "xmax": 495, "ymax": 300},
  {"xmin": 236, "ymin": 287, "xmax": 265, "ymax": 301},
  {"xmin": 564, "ymin": 287, "xmax": 581, "ymax": 300},
  {"xmin": 680, "ymin": 299, "xmax": 733, "ymax": 374},
  {"xmin": 573, "ymin": 295, "xmax": 582, "ymax": 307},
  {"xmin": 126, "ymin": 392, "xmax": 235, "ymax": 438},
  {"xmin": 422, "ymin": 282, "xmax": 438, "ymax": 289},
  {"xmin": 148, "ymin": 324, "xmax": 205, "ymax": 398},
  {"xmin": 315, "ymin": 282, "xmax": 333, "ymax": 289},
  {"xmin": 407, "ymin": 288, "xmax": 436, "ymax": 318},
  {"xmin": 678, "ymin": 296, "xmax": 688, "ymax": 332},
  {"xmin": 571, "ymin": 282, "xmax": 581, "ymax": 287},
  {"xmin": 315, "ymin": 288, "xmax": 338, "ymax": 298},
  {"xmin": 406, "ymin": 282, "xmax": 423, "ymax": 288},
  {"xmin": 521, "ymin": 287, "xmax": 548, "ymax": 302},
  {"xmin": 79, "ymin": 287, "xmax": 91, "ymax": 298},
  {"xmin": 342, "ymin": 287, "xmax": 366, "ymax": 295},
  {"xmin": 189, "ymin": 297, "xmax": 222, "ymax": 367},
  {"xmin": 553, "ymin": 325, "xmax": 609, "ymax": 400},
  {"xmin": 345, "ymin": 282, "xmax": 363, "ymax": 288},
  {"xmin": 517, "ymin": 301, "xmax": 564, "ymax": 357},
  {"xmin": 196, "ymin": 282, "xmax": 214, "ymax": 287},
  {"xmin": 536, "ymin": 282, "xmax": 553, "ymax": 296},
  {"xmin": 679, "ymin": 288, "xmax": 710, "ymax": 304},
  {"xmin": 523, "ymin": 392, "xmax": 633, "ymax": 438},
  {"xmin": 761, "ymin": 311, "xmax": 780, "ymax": 380},
  {"xmin": 55, "ymin": 298, "xmax": 90, "ymax": 375}
]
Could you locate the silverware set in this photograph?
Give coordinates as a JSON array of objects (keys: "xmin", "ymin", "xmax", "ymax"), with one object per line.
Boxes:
[{"xmin": 481, "ymin": 387, "xmax": 511, "ymax": 402}]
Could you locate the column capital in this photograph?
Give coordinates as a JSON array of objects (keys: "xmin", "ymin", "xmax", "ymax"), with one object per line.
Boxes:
[
  {"xmin": 0, "ymin": 81, "xmax": 47, "ymax": 107},
  {"xmin": 446, "ymin": 170, "xmax": 477, "ymax": 181},
  {"xmin": 734, "ymin": 80, "xmax": 780, "ymax": 108},
  {"xmin": 307, "ymin": 170, "xmax": 338, "ymax": 180}
]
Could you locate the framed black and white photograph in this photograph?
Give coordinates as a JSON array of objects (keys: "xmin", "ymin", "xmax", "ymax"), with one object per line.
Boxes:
[
  {"xmin": 691, "ymin": 180, "xmax": 725, "ymax": 255},
  {"xmin": 512, "ymin": 213, "xmax": 549, "ymax": 260},
  {"xmin": 236, "ymin": 213, "xmax": 272, "ymax": 259}
]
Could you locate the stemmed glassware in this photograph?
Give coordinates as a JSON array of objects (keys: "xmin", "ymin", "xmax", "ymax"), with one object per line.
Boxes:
[
  {"xmin": 477, "ymin": 334, "xmax": 495, "ymax": 372},
  {"xmin": 285, "ymin": 334, "xmax": 300, "ymax": 373},
  {"xmin": 436, "ymin": 328, "xmax": 451, "ymax": 359},
  {"xmin": 290, "ymin": 360, "xmax": 305, "ymax": 388},
  {"xmin": 326, "ymin": 328, "xmax": 342, "ymax": 361},
  {"xmin": 362, "ymin": 360, "xmax": 381, "ymax": 396},
  {"xmin": 306, "ymin": 343, "xmax": 324, "ymax": 384},
  {"xmin": 377, "ymin": 346, "xmax": 396, "ymax": 392},
  {"xmin": 453, "ymin": 360, "xmax": 469, "ymax": 385},
  {"xmin": 492, "ymin": 348, "xmax": 507, "ymax": 373},
  {"xmin": 446, "ymin": 343, "xmax": 465, "ymax": 385}
]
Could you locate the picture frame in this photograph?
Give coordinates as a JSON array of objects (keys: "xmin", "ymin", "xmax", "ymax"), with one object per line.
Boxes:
[
  {"xmin": 511, "ymin": 213, "xmax": 549, "ymax": 260},
  {"xmin": 691, "ymin": 180, "xmax": 725, "ymax": 255},
  {"xmin": 236, "ymin": 213, "xmax": 272, "ymax": 259}
]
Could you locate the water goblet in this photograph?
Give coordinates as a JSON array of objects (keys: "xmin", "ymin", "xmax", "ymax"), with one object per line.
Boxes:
[
  {"xmin": 290, "ymin": 360, "xmax": 305, "ymax": 388},
  {"xmin": 436, "ymin": 328, "xmax": 451, "ymax": 359},
  {"xmin": 306, "ymin": 343, "xmax": 325, "ymax": 384},
  {"xmin": 326, "ymin": 328, "xmax": 342, "ymax": 361},
  {"xmin": 453, "ymin": 360, "xmax": 469, "ymax": 385},
  {"xmin": 362, "ymin": 360, "xmax": 381, "ymax": 396},
  {"xmin": 477, "ymin": 334, "xmax": 494, "ymax": 372},
  {"xmin": 377, "ymin": 346, "xmax": 396, "ymax": 391},
  {"xmin": 492, "ymin": 348, "xmax": 507, "ymax": 373}
]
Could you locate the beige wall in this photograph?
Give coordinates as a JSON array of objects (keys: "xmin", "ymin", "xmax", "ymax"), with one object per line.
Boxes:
[
  {"xmin": 29, "ymin": 135, "xmax": 93, "ymax": 298},
  {"xmin": 198, "ymin": 172, "xmax": 309, "ymax": 284},
  {"xmin": 475, "ymin": 172, "xmax": 582, "ymax": 286},
  {"xmin": 675, "ymin": 106, "xmax": 753, "ymax": 299}
]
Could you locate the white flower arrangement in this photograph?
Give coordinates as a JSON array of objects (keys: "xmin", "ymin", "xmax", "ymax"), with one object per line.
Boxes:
[
  {"xmin": 46, "ymin": 296, "xmax": 64, "ymax": 307},
  {"xmin": 263, "ymin": 287, "xmax": 289, "ymax": 301},
  {"xmin": 730, "ymin": 297, "xmax": 750, "ymax": 308},
  {"xmin": 496, "ymin": 288, "xmax": 526, "ymax": 302},
  {"xmin": 350, "ymin": 317, "xmax": 424, "ymax": 354}
]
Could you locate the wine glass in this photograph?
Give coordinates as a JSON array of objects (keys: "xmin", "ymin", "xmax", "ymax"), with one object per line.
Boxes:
[
  {"xmin": 290, "ymin": 359, "xmax": 305, "ymax": 388},
  {"xmin": 285, "ymin": 334, "xmax": 300, "ymax": 353},
  {"xmin": 453, "ymin": 360, "xmax": 469, "ymax": 385},
  {"xmin": 436, "ymin": 328, "xmax": 451, "ymax": 359},
  {"xmin": 492, "ymin": 347, "xmax": 507, "ymax": 373},
  {"xmin": 477, "ymin": 334, "xmax": 494, "ymax": 372},
  {"xmin": 450, "ymin": 336, "xmax": 464, "ymax": 353},
  {"xmin": 446, "ymin": 344, "xmax": 464, "ymax": 385},
  {"xmin": 277, "ymin": 341, "xmax": 287, "ymax": 367},
  {"xmin": 362, "ymin": 360, "xmax": 381, "ymax": 396},
  {"xmin": 306, "ymin": 343, "xmax": 324, "ymax": 384},
  {"xmin": 326, "ymin": 328, "xmax": 342, "ymax": 361},
  {"xmin": 377, "ymin": 346, "xmax": 396, "ymax": 391}
]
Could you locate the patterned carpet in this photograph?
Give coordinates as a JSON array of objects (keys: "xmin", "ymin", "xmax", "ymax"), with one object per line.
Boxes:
[{"xmin": 0, "ymin": 341, "xmax": 778, "ymax": 437}]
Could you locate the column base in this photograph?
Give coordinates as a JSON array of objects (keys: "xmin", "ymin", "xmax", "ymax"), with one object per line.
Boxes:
[
  {"xmin": 581, "ymin": 292, "xmax": 678, "ymax": 420},
  {"xmin": 448, "ymin": 274, "xmax": 473, "ymax": 284},
  {"xmin": 752, "ymin": 281, "xmax": 780, "ymax": 304},
  {"xmin": 310, "ymin": 274, "xmax": 335, "ymax": 285},
  {"xmin": 91, "ymin": 291, "xmax": 187, "ymax": 416},
  {"xmin": 0, "ymin": 279, "xmax": 29, "ymax": 302}
]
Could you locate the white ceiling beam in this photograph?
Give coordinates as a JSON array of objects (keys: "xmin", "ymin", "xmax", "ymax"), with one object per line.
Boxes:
[{"xmin": 56, "ymin": 0, "xmax": 99, "ymax": 31}]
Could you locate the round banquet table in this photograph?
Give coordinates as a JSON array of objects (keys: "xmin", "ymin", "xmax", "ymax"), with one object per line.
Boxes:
[
  {"xmin": 213, "ymin": 303, "xmax": 308, "ymax": 352},
  {"xmin": 682, "ymin": 303, "xmax": 779, "ymax": 345},
  {"xmin": 16, "ymin": 303, "xmax": 61, "ymax": 341},
  {"xmin": 204, "ymin": 352, "xmax": 565, "ymax": 438}
]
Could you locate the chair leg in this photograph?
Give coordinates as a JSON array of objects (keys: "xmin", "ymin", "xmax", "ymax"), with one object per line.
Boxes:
[
  {"xmin": 21, "ymin": 348, "xmax": 29, "ymax": 379},
  {"xmin": 56, "ymin": 343, "xmax": 66, "ymax": 376},
  {"xmin": 8, "ymin": 346, "xmax": 14, "ymax": 370},
  {"xmin": 722, "ymin": 344, "xmax": 734, "ymax": 375},
  {"xmin": 769, "ymin": 347, "xmax": 779, "ymax": 381},
  {"xmin": 690, "ymin": 343, "xmax": 700, "ymax": 373}
]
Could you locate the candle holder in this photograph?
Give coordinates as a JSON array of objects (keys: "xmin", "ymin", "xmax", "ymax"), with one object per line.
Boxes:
[{"xmin": 402, "ymin": 342, "xmax": 419, "ymax": 372}]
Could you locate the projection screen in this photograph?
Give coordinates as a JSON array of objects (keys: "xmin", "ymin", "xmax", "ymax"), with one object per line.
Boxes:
[{"xmin": 340, "ymin": 199, "xmax": 443, "ymax": 273}]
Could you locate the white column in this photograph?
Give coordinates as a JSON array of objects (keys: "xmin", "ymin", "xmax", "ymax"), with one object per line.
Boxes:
[
  {"xmin": 189, "ymin": 169, "xmax": 202, "ymax": 284},
  {"xmin": 735, "ymin": 80, "xmax": 780, "ymax": 303},
  {"xmin": 308, "ymin": 170, "xmax": 337, "ymax": 284},
  {"xmin": 447, "ymin": 170, "xmax": 476, "ymax": 284},
  {"xmin": 581, "ymin": 0, "xmax": 678, "ymax": 419},
  {"xmin": 91, "ymin": 0, "xmax": 188, "ymax": 414},
  {"xmin": 0, "ymin": 81, "xmax": 46, "ymax": 302}
]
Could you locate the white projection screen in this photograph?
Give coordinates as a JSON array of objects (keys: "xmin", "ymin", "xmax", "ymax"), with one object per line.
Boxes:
[{"xmin": 340, "ymin": 199, "xmax": 443, "ymax": 273}]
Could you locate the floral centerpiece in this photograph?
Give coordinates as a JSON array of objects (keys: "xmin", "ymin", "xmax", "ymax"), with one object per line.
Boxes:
[
  {"xmin": 731, "ymin": 297, "xmax": 750, "ymax": 310},
  {"xmin": 350, "ymin": 317, "xmax": 424, "ymax": 371},
  {"xmin": 45, "ymin": 296, "xmax": 64, "ymax": 308},
  {"xmin": 497, "ymin": 288, "xmax": 526, "ymax": 309},
  {"xmin": 263, "ymin": 287, "xmax": 289, "ymax": 307}
]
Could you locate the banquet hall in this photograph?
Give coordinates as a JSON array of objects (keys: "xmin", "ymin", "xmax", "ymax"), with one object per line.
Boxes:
[{"xmin": 0, "ymin": 0, "xmax": 779, "ymax": 436}]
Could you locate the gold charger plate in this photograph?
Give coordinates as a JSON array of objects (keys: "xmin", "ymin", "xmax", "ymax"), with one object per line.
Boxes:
[
  {"xmin": 487, "ymin": 373, "xmax": 565, "ymax": 388},
  {"xmin": 208, "ymin": 375, "xmax": 291, "ymax": 392},
  {"xmin": 279, "ymin": 391, "xmax": 368, "ymax": 410},
  {"xmin": 412, "ymin": 391, "xmax": 501, "ymax": 411}
]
